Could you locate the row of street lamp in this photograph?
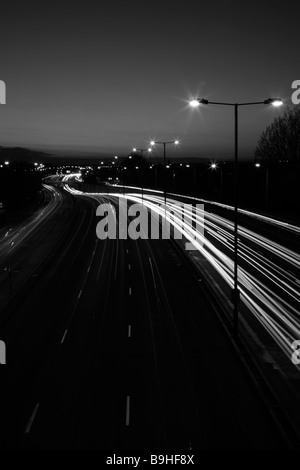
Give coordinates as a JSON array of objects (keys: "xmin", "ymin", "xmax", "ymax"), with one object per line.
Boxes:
[
  {"xmin": 189, "ymin": 96, "xmax": 283, "ymax": 339},
  {"xmin": 108, "ymin": 95, "xmax": 283, "ymax": 339},
  {"xmin": 130, "ymin": 96, "xmax": 283, "ymax": 339}
]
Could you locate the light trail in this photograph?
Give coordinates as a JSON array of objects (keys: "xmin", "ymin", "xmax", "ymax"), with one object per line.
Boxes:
[
  {"xmin": 0, "ymin": 185, "xmax": 62, "ymax": 263},
  {"xmin": 63, "ymin": 178, "xmax": 300, "ymax": 366}
]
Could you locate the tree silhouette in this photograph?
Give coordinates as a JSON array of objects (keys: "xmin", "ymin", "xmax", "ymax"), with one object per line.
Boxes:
[{"xmin": 255, "ymin": 106, "xmax": 300, "ymax": 164}]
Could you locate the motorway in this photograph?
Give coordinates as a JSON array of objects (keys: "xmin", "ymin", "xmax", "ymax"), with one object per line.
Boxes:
[
  {"xmin": 78, "ymin": 184, "xmax": 299, "ymax": 367},
  {"xmin": 0, "ymin": 184, "xmax": 74, "ymax": 309},
  {"xmin": 0, "ymin": 178, "xmax": 298, "ymax": 449},
  {"xmin": 0, "ymin": 184, "xmax": 62, "ymax": 264}
]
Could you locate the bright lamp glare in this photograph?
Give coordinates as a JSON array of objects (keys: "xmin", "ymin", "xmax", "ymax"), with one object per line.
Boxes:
[
  {"xmin": 150, "ymin": 141, "xmax": 155, "ymax": 146},
  {"xmin": 211, "ymin": 163, "xmax": 217, "ymax": 169},
  {"xmin": 174, "ymin": 140, "xmax": 179, "ymax": 145},
  {"xmin": 272, "ymin": 100, "xmax": 283, "ymax": 107},
  {"xmin": 189, "ymin": 99, "xmax": 200, "ymax": 108}
]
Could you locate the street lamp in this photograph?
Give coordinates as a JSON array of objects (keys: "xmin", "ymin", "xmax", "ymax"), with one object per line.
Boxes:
[
  {"xmin": 190, "ymin": 96, "xmax": 283, "ymax": 339},
  {"xmin": 132, "ymin": 147, "xmax": 152, "ymax": 199},
  {"xmin": 132, "ymin": 147, "xmax": 152, "ymax": 158},
  {"xmin": 150, "ymin": 140, "xmax": 179, "ymax": 205},
  {"xmin": 210, "ymin": 163, "xmax": 224, "ymax": 201}
]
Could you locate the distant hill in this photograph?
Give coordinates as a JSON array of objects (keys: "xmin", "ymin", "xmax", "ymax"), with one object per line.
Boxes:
[{"xmin": 0, "ymin": 146, "xmax": 49, "ymax": 162}]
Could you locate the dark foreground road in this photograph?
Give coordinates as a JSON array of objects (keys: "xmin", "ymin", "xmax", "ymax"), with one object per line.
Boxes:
[{"xmin": 0, "ymin": 188, "xmax": 291, "ymax": 449}]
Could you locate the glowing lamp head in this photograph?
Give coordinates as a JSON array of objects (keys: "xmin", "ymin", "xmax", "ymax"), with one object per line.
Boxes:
[
  {"xmin": 255, "ymin": 163, "xmax": 261, "ymax": 167},
  {"xmin": 174, "ymin": 140, "xmax": 179, "ymax": 145},
  {"xmin": 211, "ymin": 163, "xmax": 217, "ymax": 169},
  {"xmin": 133, "ymin": 148, "xmax": 137, "ymax": 152},
  {"xmin": 189, "ymin": 99, "xmax": 200, "ymax": 108},
  {"xmin": 264, "ymin": 98, "xmax": 283, "ymax": 107},
  {"xmin": 272, "ymin": 99, "xmax": 283, "ymax": 107},
  {"xmin": 150, "ymin": 141, "xmax": 155, "ymax": 146}
]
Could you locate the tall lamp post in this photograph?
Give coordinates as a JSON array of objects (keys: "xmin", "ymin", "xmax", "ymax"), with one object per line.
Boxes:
[
  {"xmin": 132, "ymin": 147, "xmax": 152, "ymax": 200},
  {"xmin": 210, "ymin": 163, "xmax": 223, "ymax": 201},
  {"xmin": 150, "ymin": 140, "xmax": 179, "ymax": 206},
  {"xmin": 190, "ymin": 97, "xmax": 283, "ymax": 339}
]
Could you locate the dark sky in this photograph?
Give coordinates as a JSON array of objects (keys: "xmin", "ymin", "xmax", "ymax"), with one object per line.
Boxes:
[{"xmin": 0, "ymin": 0, "xmax": 298, "ymax": 161}]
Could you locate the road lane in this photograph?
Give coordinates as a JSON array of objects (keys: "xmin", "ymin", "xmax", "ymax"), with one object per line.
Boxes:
[{"xmin": 0, "ymin": 185, "xmax": 295, "ymax": 449}]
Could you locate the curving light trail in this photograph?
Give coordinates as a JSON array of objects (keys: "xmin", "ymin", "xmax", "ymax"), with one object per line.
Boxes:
[
  {"xmin": 63, "ymin": 179, "xmax": 300, "ymax": 365},
  {"xmin": 0, "ymin": 184, "xmax": 62, "ymax": 264}
]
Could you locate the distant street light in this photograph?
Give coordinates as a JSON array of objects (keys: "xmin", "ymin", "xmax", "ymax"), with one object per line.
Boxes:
[
  {"xmin": 132, "ymin": 147, "xmax": 152, "ymax": 199},
  {"xmin": 210, "ymin": 162, "xmax": 224, "ymax": 201},
  {"xmin": 150, "ymin": 140, "xmax": 179, "ymax": 205},
  {"xmin": 4, "ymin": 161, "xmax": 9, "ymax": 165},
  {"xmin": 132, "ymin": 147, "xmax": 152, "ymax": 158},
  {"xmin": 190, "ymin": 96, "xmax": 283, "ymax": 339}
]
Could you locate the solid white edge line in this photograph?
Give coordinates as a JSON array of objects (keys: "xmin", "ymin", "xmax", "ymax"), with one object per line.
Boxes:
[
  {"xmin": 126, "ymin": 396, "xmax": 130, "ymax": 426},
  {"xmin": 61, "ymin": 329, "xmax": 68, "ymax": 344},
  {"xmin": 25, "ymin": 403, "xmax": 40, "ymax": 434}
]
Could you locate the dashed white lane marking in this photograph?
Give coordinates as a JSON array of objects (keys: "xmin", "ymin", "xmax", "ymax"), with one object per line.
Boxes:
[
  {"xmin": 78, "ymin": 290, "xmax": 82, "ymax": 299},
  {"xmin": 61, "ymin": 329, "xmax": 68, "ymax": 344},
  {"xmin": 126, "ymin": 396, "xmax": 130, "ymax": 426},
  {"xmin": 129, "ymin": 287, "xmax": 132, "ymax": 295},
  {"xmin": 128, "ymin": 264, "xmax": 131, "ymax": 270},
  {"xmin": 128, "ymin": 324, "xmax": 131, "ymax": 338},
  {"xmin": 126, "ymin": 249, "xmax": 129, "ymax": 254},
  {"xmin": 25, "ymin": 403, "xmax": 40, "ymax": 434}
]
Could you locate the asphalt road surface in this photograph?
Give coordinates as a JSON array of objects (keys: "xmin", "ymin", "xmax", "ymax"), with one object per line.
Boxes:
[{"xmin": 0, "ymin": 185, "xmax": 292, "ymax": 450}]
